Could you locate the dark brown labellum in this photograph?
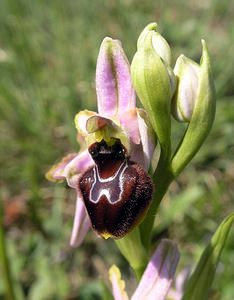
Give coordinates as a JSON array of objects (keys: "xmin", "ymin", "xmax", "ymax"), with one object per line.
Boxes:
[{"xmin": 79, "ymin": 139, "xmax": 153, "ymax": 239}]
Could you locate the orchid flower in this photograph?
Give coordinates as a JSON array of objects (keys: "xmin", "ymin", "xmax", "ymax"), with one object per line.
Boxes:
[
  {"xmin": 109, "ymin": 239, "xmax": 180, "ymax": 300},
  {"xmin": 46, "ymin": 37, "xmax": 156, "ymax": 246}
]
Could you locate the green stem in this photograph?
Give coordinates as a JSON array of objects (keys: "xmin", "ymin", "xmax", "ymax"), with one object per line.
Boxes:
[
  {"xmin": 160, "ymin": 139, "xmax": 171, "ymax": 168},
  {"xmin": 0, "ymin": 202, "xmax": 16, "ymax": 300},
  {"xmin": 115, "ymin": 228, "xmax": 148, "ymax": 280},
  {"xmin": 133, "ymin": 264, "xmax": 146, "ymax": 282},
  {"xmin": 139, "ymin": 159, "xmax": 173, "ymax": 249}
]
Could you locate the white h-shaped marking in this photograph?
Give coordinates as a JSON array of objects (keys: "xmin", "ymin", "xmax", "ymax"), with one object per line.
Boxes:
[{"xmin": 89, "ymin": 160, "xmax": 128, "ymax": 204}]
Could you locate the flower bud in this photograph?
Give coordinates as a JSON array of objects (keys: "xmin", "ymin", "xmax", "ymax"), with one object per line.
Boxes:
[
  {"xmin": 137, "ymin": 23, "xmax": 172, "ymax": 65},
  {"xmin": 137, "ymin": 23, "xmax": 176, "ymax": 98},
  {"xmin": 171, "ymin": 55, "xmax": 200, "ymax": 122},
  {"xmin": 131, "ymin": 23, "xmax": 174, "ymax": 160},
  {"xmin": 170, "ymin": 40, "xmax": 216, "ymax": 176}
]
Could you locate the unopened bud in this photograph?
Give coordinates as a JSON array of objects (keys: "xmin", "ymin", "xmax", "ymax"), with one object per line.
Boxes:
[
  {"xmin": 170, "ymin": 40, "xmax": 216, "ymax": 176},
  {"xmin": 137, "ymin": 23, "xmax": 176, "ymax": 98},
  {"xmin": 172, "ymin": 55, "xmax": 200, "ymax": 122},
  {"xmin": 137, "ymin": 23, "xmax": 172, "ymax": 65},
  {"xmin": 131, "ymin": 23, "xmax": 174, "ymax": 158}
]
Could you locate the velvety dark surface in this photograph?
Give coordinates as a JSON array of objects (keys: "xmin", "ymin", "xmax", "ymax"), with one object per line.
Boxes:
[{"xmin": 79, "ymin": 140, "xmax": 153, "ymax": 238}]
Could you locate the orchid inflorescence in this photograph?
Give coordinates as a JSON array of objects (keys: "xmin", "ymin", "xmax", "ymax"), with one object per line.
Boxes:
[{"xmin": 45, "ymin": 22, "xmax": 234, "ymax": 300}]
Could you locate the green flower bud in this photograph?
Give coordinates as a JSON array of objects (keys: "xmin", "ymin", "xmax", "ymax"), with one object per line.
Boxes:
[
  {"xmin": 131, "ymin": 23, "xmax": 174, "ymax": 162},
  {"xmin": 137, "ymin": 23, "xmax": 172, "ymax": 65},
  {"xmin": 172, "ymin": 55, "xmax": 201, "ymax": 122},
  {"xmin": 171, "ymin": 40, "xmax": 216, "ymax": 176},
  {"xmin": 137, "ymin": 23, "xmax": 176, "ymax": 98}
]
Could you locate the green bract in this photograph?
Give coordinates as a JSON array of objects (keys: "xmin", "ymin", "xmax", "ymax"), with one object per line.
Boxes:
[{"xmin": 182, "ymin": 213, "xmax": 234, "ymax": 300}]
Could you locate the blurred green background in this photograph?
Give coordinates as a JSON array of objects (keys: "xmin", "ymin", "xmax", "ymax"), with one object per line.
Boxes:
[{"xmin": 0, "ymin": 0, "xmax": 233, "ymax": 299}]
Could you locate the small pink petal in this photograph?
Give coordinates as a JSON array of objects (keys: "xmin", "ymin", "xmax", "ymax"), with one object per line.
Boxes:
[
  {"xmin": 132, "ymin": 239, "xmax": 180, "ymax": 300},
  {"xmin": 119, "ymin": 108, "xmax": 156, "ymax": 170},
  {"xmin": 119, "ymin": 109, "xmax": 140, "ymax": 145},
  {"xmin": 96, "ymin": 37, "xmax": 135, "ymax": 117},
  {"xmin": 129, "ymin": 142, "xmax": 145, "ymax": 170},
  {"xmin": 46, "ymin": 153, "xmax": 77, "ymax": 182},
  {"xmin": 136, "ymin": 109, "xmax": 157, "ymax": 171},
  {"xmin": 64, "ymin": 150, "xmax": 93, "ymax": 188},
  {"xmin": 70, "ymin": 193, "xmax": 91, "ymax": 247}
]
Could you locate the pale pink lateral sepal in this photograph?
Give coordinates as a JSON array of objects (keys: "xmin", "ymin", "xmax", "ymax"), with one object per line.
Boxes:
[
  {"xmin": 64, "ymin": 150, "xmax": 93, "ymax": 188},
  {"xmin": 109, "ymin": 265, "xmax": 129, "ymax": 300},
  {"xmin": 70, "ymin": 193, "xmax": 91, "ymax": 247},
  {"xmin": 96, "ymin": 37, "xmax": 135, "ymax": 117},
  {"xmin": 132, "ymin": 239, "xmax": 180, "ymax": 300},
  {"xmin": 46, "ymin": 153, "xmax": 77, "ymax": 182}
]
